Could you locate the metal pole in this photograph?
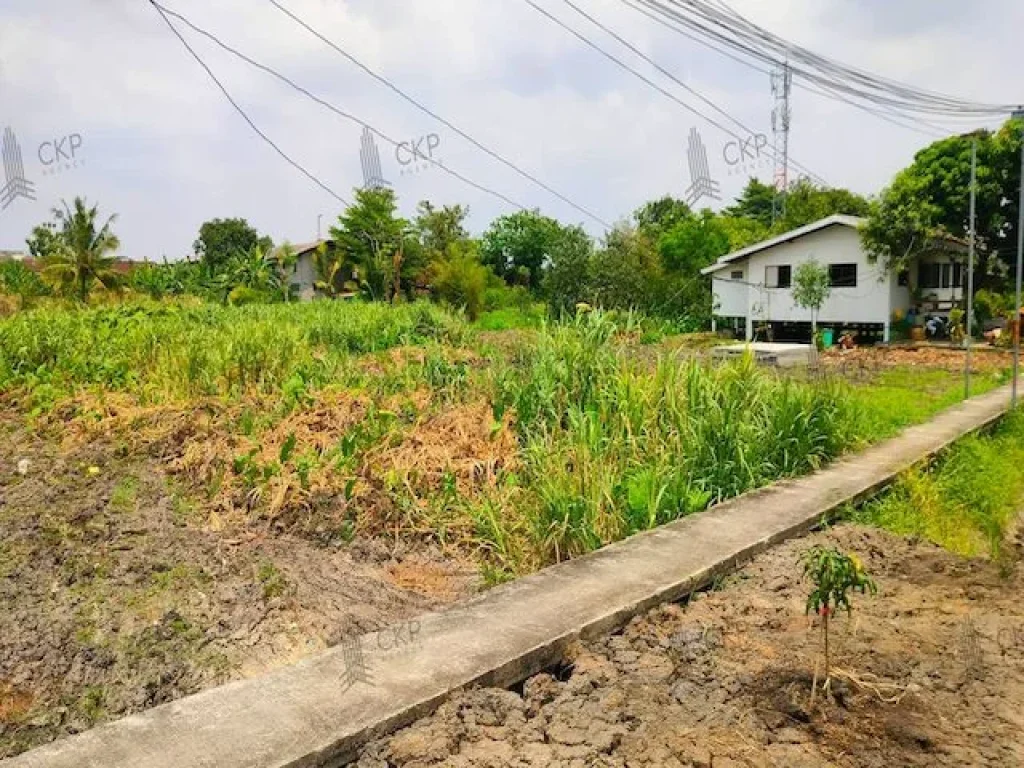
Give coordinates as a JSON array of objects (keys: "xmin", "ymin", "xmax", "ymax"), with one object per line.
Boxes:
[
  {"xmin": 1014, "ymin": 109, "xmax": 1024, "ymax": 408},
  {"xmin": 317, "ymin": 214, "xmax": 324, "ymax": 241},
  {"xmin": 966, "ymin": 139, "xmax": 976, "ymax": 400}
]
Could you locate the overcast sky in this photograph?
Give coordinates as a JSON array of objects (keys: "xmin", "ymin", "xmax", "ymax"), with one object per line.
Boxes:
[{"xmin": 0, "ymin": 0, "xmax": 1019, "ymax": 258}]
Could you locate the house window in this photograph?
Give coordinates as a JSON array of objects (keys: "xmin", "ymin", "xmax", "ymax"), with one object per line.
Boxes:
[
  {"xmin": 765, "ymin": 265, "xmax": 791, "ymax": 288},
  {"xmin": 898, "ymin": 270, "xmax": 909, "ymax": 287},
  {"xmin": 730, "ymin": 270, "xmax": 743, "ymax": 280},
  {"xmin": 918, "ymin": 263, "xmax": 941, "ymax": 289},
  {"xmin": 918, "ymin": 262, "xmax": 963, "ymax": 290},
  {"xmin": 828, "ymin": 263, "xmax": 858, "ymax": 288}
]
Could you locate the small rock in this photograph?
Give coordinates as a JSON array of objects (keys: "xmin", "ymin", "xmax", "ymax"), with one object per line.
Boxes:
[{"xmin": 16, "ymin": 458, "xmax": 30, "ymax": 475}]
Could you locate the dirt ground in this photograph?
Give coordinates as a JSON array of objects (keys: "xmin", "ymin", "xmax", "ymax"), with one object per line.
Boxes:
[
  {"xmin": 0, "ymin": 415, "xmax": 479, "ymax": 758},
  {"xmin": 820, "ymin": 344, "xmax": 1012, "ymax": 375},
  {"xmin": 354, "ymin": 523, "xmax": 1024, "ymax": 768}
]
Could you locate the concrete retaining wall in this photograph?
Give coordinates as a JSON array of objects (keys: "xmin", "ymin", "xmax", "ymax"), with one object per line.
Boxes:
[{"xmin": 3, "ymin": 385, "xmax": 1012, "ymax": 768}]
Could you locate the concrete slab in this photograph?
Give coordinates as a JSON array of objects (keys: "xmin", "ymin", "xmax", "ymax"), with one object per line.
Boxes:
[
  {"xmin": 3, "ymin": 385, "xmax": 1013, "ymax": 768},
  {"xmin": 712, "ymin": 342, "xmax": 811, "ymax": 368}
]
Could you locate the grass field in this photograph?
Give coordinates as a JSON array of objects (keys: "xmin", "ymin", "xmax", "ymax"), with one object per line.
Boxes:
[
  {"xmin": 0, "ymin": 299, "xmax": 1009, "ymax": 575},
  {"xmin": 0, "ymin": 298, "xmax": 1014, "ymax": 756}
]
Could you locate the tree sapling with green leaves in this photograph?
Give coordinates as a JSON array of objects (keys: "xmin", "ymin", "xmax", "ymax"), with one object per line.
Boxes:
[
  {"xmin": 792, "ymin": 259, "xmax": 831, "ymax": 347},
  {"xmin": 801, "ymin": 545, "xmax": 877, "ymax": 695}
]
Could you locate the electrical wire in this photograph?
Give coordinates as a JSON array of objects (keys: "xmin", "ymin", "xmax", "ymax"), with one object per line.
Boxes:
[
  {"xmin": 635, "ymin": 0, "xmax": 1020, "ymax": 118},
  {"xmin": 546, "ymin": 0, "xmax": 828, "ymax": 185},
  {"xmin": 148, "ymin": 0, "xmax": 349, "ymax": 206},
  {"xmin": 616, "ymin": 0, "xmax": 956, "ymax": 139},
  {"xmin": 267, "ymin": 0, "xmax": 612, "ymax": 229},
  {"xmin": 152, "ymin": 2, "xmax": 530, "ymax": 214}
]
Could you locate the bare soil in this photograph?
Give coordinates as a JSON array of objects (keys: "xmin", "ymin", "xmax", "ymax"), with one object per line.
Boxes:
[
  {"xmin": 0, "ymin": 414, "xmax": 478, "ymax": 758},
  {"xmin": 355, "ymin": 523, "xmax": 1024, "ymax": 767}
]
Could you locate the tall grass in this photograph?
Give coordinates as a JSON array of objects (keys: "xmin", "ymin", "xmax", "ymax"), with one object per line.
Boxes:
[
  {"xmin": 0, "ymin": 299, "xmax": 466, "ymax": 407},
  {"xmin": 480, "ymin": 311, "xmax": 861, "ymax": 567},
  {"xmin": 854, "ymin": 411, "xmax": 1024, "ymax": 560}
]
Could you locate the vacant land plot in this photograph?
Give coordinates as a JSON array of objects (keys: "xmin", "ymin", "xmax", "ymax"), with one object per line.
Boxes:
[
  {"xmin": 355, "ymin": 522, "xmax": 1024, "ymax": 768},
  {"xmin": 0, "ymin": 301, "xmax": 1011, "ymax": 757}
]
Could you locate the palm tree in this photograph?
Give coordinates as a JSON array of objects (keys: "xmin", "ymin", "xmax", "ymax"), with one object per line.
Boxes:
[{"xmin": 40, "ymin": 197, "xmax": 121, "ymax": 301}]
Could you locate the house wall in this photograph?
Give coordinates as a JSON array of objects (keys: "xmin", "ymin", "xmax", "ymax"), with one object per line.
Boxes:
[
  {"xmin": 712, "ymin": 265, "xmax": 748, "ymax": 318},
  {"xmin": 290, "ymin": 252, "xmax": 318, "ymax": 301},
  {"xmin": 711, "ymin": 225, "xmax": 896, "ymax": 339}
]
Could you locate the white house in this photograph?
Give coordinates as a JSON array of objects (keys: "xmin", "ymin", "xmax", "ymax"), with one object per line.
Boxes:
[{"xmin": 701, "ymin": 215, "xmax": 966, "ymax": 343}]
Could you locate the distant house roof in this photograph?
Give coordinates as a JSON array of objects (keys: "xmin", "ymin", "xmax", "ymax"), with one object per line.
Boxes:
[
  {"xmin": 701, "ymin": 215, "xmax": 866, "ymax": 276},
  {"xmin": 281, "ymin": 239, "xmax": 334, "ymax": 257}
]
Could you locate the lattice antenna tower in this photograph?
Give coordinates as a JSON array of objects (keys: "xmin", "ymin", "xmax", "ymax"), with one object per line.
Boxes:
[{"xmin": 771, "ymin": 60, "xmax": 792, "ymax": 222}]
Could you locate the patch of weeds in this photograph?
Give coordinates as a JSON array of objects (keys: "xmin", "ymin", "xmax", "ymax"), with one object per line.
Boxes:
[
  {"xmin": 109, "ymin": 475, "xmax": 139, "ymax": 512},
  {"xmin": 257, "ymin": 560, "xmax": 290, "ymax": 600},
  {"xmin": 480, "ymin": 562, "xmax": 516, "ymax": 588},
  {"xmin": 76, "ymin": 686, "xmax": 106, "ymax": 724},
  {"xmin": 854, "ymin": 411, "xmax": 1024, "ymax": 560}
]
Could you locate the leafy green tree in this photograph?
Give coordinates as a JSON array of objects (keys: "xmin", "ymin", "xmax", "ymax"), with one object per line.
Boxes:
[
  {"xmin": 862, "ymin": 119, "xmax": 1022, "ymax": 283},
  {"xmin": 34, "ymin": 197, "xmax": 121, "ymax": 301},
  {"xmin": 633, "ymin": 196, "xmax": 693, "ymax": 241},
  {"xmin": 312, "ymin": 242, "xmax": 348, "ymax": 298},
  {"xmin": 432, "ymin": 241, "xmax": 489, "ymax": 320},
  {"xmin": 727, "ymin": 177, "xmax": 869, "ymax": 234},
  {"xmin": 725, "ymin": 178, "xmax": 776, "ymax": 228},
  {"xmin": 792, "ymin": 259, "xmax": 831, "ymax": 337},
  {"xmin": 415, "ymin": 201, "xmax": 470, "ymax": 256},
  {"xmin": 658, "ymin": 209, "xmax": 730, "ymax": 274},
  {"xmin": 589, "ymin": 226, "xmax": 663, "ymax": 312},
  {"xmin": 25, "ymin": 221, "xmax": 64, "ymax": 260},
  {"xmin": 193, "ymin": 218, "xmax": 272, "ymax": 275},
  {"xmin": 543, "ymin": 225, "xmax": 594, "ymax": 315},
  {"xmin": 480, "ymin": 210, "xmax": 564, "ymax": 289},
  {"xmin": 801, "ymin": 546, "xmax": 876, "ymax": 687},
  {"xmin": 0, "ymin": 260, "xmax": 48, "ymax": 309},
  {"xmin": 777, "ymin": 179, "xmax": 869, "ymax": 232},
  {"xmin": 331, "ymin": 188, "xmax": 409, "ymax": 302}
]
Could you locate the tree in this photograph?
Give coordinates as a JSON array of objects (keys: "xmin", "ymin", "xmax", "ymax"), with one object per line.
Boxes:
[
  {"xmin": 727, "ymin": 177, "xmax": 870, "ymax": 235},
  {"xmin": 792, "ymin": 259, "xmax": 831, "ymax": 338},
  {"xmin": 862, "ymin": 119, "xmax": 1022, "ymax": 284},
  {"xmin": 432, "ymin": 241, "xmax": 489, "ymax": 320},
  {"xmin": 480, "ymin": 210, "xmax": 564, "ymax": 289},
  {"xmin": 775, "ymin": 179, "xmax": 869, "ymax": 233},
  {"xmin": 543, "ymin": 225, "xmax": 595, "ymax": 315},
  {"xmin": 725, "ymin": 178, "xmax": 775, "ymax": 228},
  {"xmin": 633, "ymin": 196, "xmax": 693, "ymax": 241},
  {"xmin": 415, "ymin": 201, "xmax": 470, "ymax": 256},
  {"xmin": 312, "ymin": 241, "xmax": 348, "ymax": 298},
  {"xmin": 801, "ymin": 546, "xmax": 876, "ymax": 694},
  {"xmin": 0, "ymin": 261, "xmax": 48, "ymax": 309},
  {"xmin": 193, "ymin": 218, "xmax": 272, "ymax": 276},
  {"xmin": 589, "ymin": 226, "xmax": 663, "ymax": 313},
  {"xmin": 331, "ymin": 188, "xmax": 409, "ymax": 302},
  {"xmin": 33, "ymin": 197, "xmax": 121, "ymax": 301}
]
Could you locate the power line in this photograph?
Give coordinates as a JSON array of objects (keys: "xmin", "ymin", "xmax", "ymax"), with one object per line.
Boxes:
[
  {"xmin": 548, "ymin": 0, "xmax": 828, "ymax": 186},
  {"xmin": 266, "ymin": 0, "xmax": 612, "ymax": 229},
  {"xmin": 152, "ymin": 2, "xmax": 530, "ymax": 214},
  {"xmin": 636, "ymin": 0, "xmax": 1019, "ymax": 118},
  {"xmin": 616, "ymin": 0, "xmax": 956, "ymax": 139},
  {"xmin": 147, "ymin": 0, "xmax": 349, "ymax": 207}
]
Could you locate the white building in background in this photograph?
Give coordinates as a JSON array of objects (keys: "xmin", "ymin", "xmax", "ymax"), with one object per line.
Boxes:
[{"xmin": 701, "ymin": 215, "xmax": 966, "ymax": 343}]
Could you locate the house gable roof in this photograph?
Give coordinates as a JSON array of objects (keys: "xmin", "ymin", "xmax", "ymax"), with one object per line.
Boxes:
[{"xmin": 700, "ymin": 214, "xmax": 866, "ymax": 276}]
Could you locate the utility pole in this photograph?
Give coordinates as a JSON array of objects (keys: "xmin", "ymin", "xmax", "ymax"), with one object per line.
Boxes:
[
  {"xmin": 771, "ymin": 60, "xmax": 792, "ymax": 224},
  {"xmin": 317, "ymin": 214, "xmax": 324, "ymax": 241},
  {"xmin": 965, "ymin": 139, "xmax": 976, "ymax": 399},
  {"xmin": 1014, "ymin": 109, "xmax": 1024, "ymax": 407}
]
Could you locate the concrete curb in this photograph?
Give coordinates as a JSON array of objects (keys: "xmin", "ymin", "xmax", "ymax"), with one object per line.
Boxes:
[{"xmin": 4, "ymin": 385, "xmax": 1013, "ymax": 768}]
